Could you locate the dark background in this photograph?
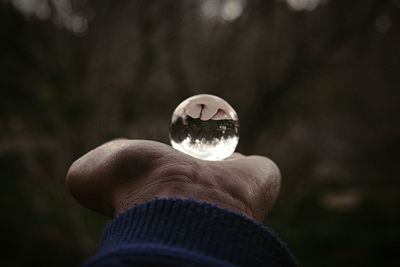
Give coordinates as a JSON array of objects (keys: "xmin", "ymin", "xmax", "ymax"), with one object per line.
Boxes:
[{"xmin": 1, "ymin": 0, "xmax": 399, "ymax": 266}]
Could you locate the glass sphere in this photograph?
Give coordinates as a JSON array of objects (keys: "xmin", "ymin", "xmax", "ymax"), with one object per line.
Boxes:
[{"xmin": 169, "ymin": 94, "xmax": 239, "ymax": 161}]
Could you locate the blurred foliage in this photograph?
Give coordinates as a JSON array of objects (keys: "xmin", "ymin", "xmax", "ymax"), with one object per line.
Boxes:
[{"xmin": 0, "ymin": 0, "xmax": 399, "ymax": 266}]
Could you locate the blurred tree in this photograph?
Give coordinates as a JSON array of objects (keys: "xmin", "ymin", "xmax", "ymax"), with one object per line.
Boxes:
[{"xmin": 0, "ymin": 0, "xmax": 399, "ymax": 266}]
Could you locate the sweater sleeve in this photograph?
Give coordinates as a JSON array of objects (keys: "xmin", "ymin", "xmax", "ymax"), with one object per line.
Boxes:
[{"xmin": 84, "ymin": 198, "xmax": 297, "ymax": 267}]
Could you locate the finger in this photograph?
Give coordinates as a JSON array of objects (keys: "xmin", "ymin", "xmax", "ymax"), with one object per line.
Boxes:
[
  {"xmin": 225, "ymin": 152, "xmax": 245, "ymax": 160},
  {"xmin": 66, "ymin": 139, "xmax": 173, "ymax": 216},
  {"xmin": 200, "ymin": 104, "xmax": 218, "ymax": 121},
  {"xmin": 240, "ymin": 155, "xmax": 281, "ymax": 220},
  {"xmin": 185, "ymin": 104, "xmax": 202, "ymax": 119},
  {"xmin": 211, "ymin": 109, "xmax": 230, "ymax": 120},
  {"xmin": 243, "ymin": 155, "xmax": 281, "ymax": 180}
]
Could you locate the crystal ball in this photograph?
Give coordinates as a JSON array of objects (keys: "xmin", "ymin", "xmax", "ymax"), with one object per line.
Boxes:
[{"xmin": 169, "ymin": 94, "xmax": 239, "ymax": 161}]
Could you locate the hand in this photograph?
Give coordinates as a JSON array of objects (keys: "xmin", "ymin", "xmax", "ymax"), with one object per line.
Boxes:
[
  {"xmin": 174, "ymin": 94, "xmax": 237, "ymax": 120},
  {"xmin": 66, "ymin": 139, "xmax": 281, "ymax": 221}
]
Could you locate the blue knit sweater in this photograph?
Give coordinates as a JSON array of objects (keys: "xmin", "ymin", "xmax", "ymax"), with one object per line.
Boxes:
[{"xmin": 84, "ymin": 199, "xmax": 297, "ymax": 267}]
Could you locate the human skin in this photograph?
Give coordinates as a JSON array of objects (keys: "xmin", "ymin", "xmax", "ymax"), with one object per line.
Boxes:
[
  {"xmin": 66, "ymin": 139, "xmax": 281, "ymax": 221},
  {"xmin": 173, "ymin": 94, "xmax": 237, "ymax": 121}
]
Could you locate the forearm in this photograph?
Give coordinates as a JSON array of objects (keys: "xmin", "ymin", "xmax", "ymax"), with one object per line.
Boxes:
[{"xmin": 84, "ymin": 198, "xmax": 297, "ymax": 267}]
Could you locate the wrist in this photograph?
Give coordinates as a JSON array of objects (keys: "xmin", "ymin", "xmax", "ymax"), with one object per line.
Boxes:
[
  {"xmin": 87, "ymin": 199, "xmax": 297, "ymax": 267},
  {"xmin": 113, "ymin": 176, "xmax": 255, "ymax": 219}
]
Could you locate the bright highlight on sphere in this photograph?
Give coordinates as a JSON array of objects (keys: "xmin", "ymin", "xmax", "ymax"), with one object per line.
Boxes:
[{"xmin": 169, "ymin": 94, "xmax": 239, "ymax": 161}]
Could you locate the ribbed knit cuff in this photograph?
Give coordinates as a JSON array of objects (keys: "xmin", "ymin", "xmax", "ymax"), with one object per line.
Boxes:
[{"xmin": 86, "ymin": 198, "xmax": 297, "ymax": 267}]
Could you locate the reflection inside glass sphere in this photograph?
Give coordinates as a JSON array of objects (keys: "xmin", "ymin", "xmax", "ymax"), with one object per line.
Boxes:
[{"xmin": 169, "ymin": 94, "xmax": 239, "ymax": 161}]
